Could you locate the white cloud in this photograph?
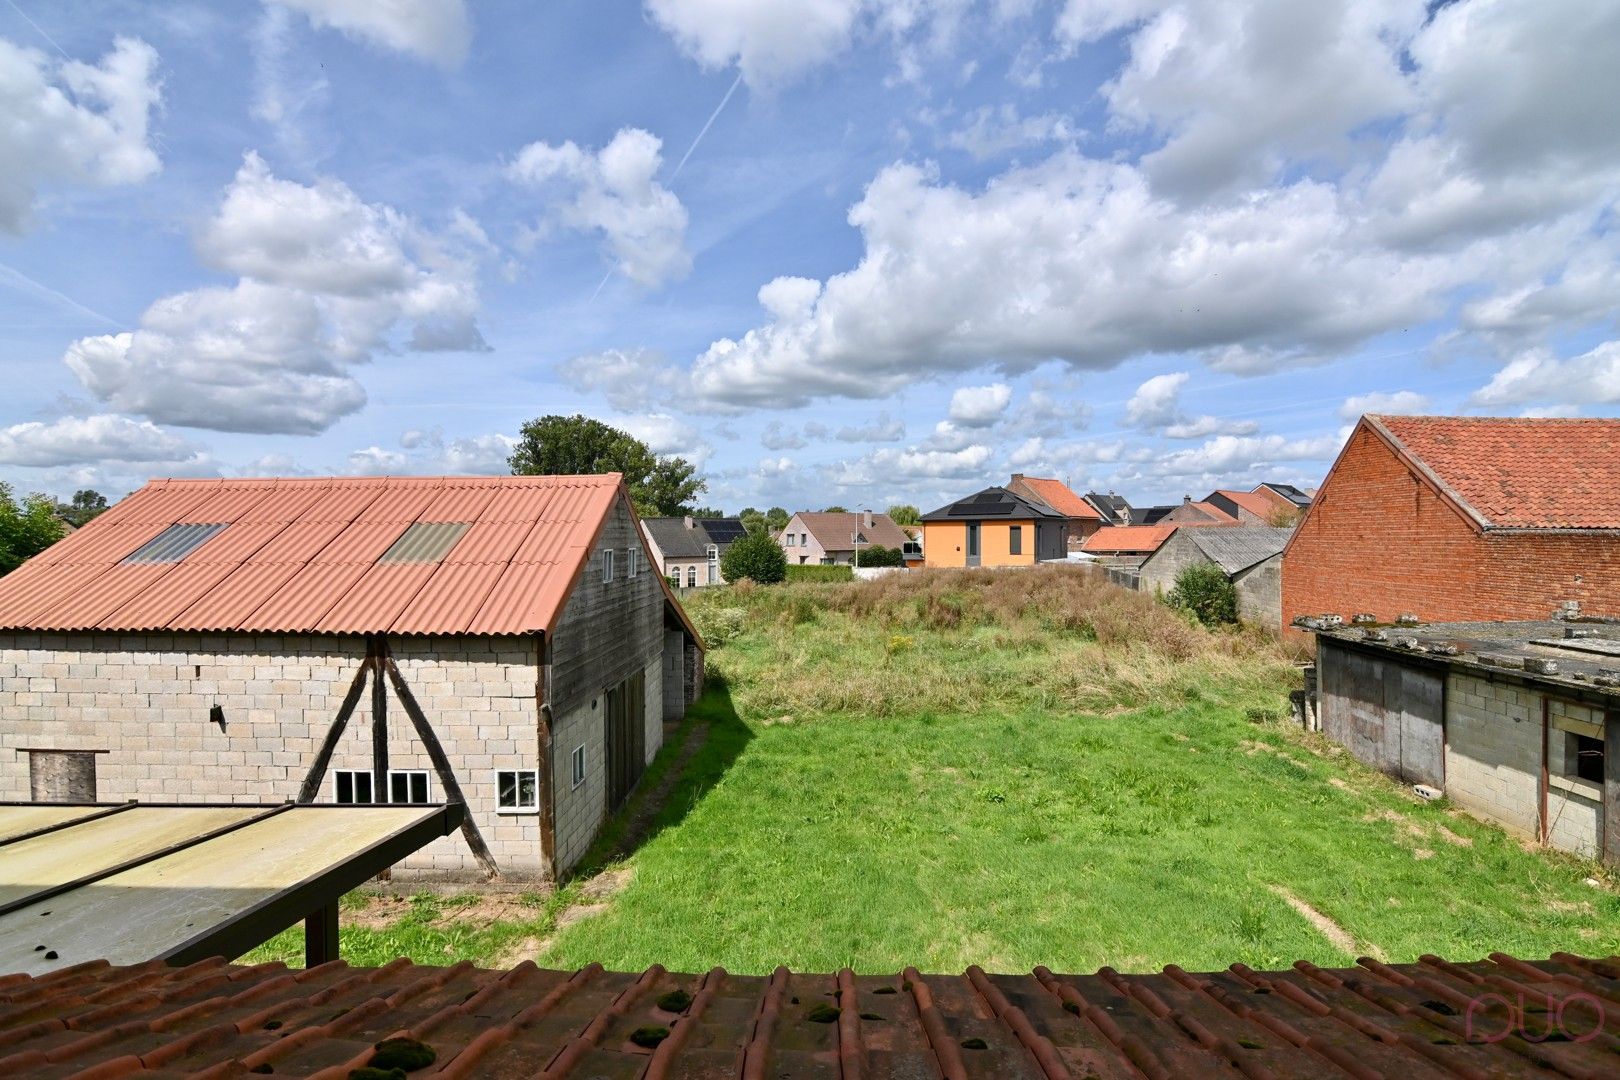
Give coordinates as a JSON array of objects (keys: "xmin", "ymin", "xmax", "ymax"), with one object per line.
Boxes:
[
  {"xmin": 760, "ymin": 421, "xmax": 807, "ymax": 451},
  {"xmin": 948, "ymin": 383, "xmax": 1012, "ymax": 427},
  {"xmin": 1150, "ymin": 432, "xmax": 1343, "ymax": 479},
  {"xmin": 63, "ymin": 154, "xmax": 487, "ymax": 435},
  {"xmin": 836, "ymin": 412, "xmax": 906, "ymax": 442},
  {"xmin": 556, "ymin": 347, "xmax": 684, "ymax": 412},
  {"xmin": 946, "ymin": 104, "xmax": 1079, "ymax": 160},
  {"xmin": 0, "ymin": 415, "xmax": 204, "ymax": 468},
  {"xmin": 1124, "ymin": 371, "xmax": 1258, "ymax": 439},
  {"xmin": 1339, "ymin": 390, "xmax": 1430, "ymax": 421},
  {"xmin": 688, "ymin": 153, "xmax": 1450, "ymax": 409},
  {"xmin": 0, "ymin": 36, "xmax": 162, "ymax": 234},
  {"xmin": 508, "ymin": 128, "xmax": 690, "ymax": 288},
  {"xmin": 834, "ymin": 442, "xmax": 993, "ymax": 486},
  {"xmin": 269, "ymin": 0, "xmax": 471, "ymax": 67},
  {"xmin": 346, "ymin": 445, "xmax": 409, "ymax": 475},
  {"xmin": 1470, "ymin": 342, "xmax": 1620, "ymax": 408},
  {"xmin": 646, "ymin": 0, "xmax": 863, "ymax": 88},
  {"xmin": 350, "ymin": 428, "xmax": 516, "ymax": 475},
  {"xmin": 618, "ymin": 413, "xmax": 713, "ymax": 465}
]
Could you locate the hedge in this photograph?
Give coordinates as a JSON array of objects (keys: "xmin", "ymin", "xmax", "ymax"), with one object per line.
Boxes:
[{"xmin": 786, "ymin": 564, "xmax": 854, "ymax": 583}]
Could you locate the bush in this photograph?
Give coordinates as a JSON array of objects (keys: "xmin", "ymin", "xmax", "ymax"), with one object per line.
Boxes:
[
  {"xmin": 1166, "ymin": 563, "xmax": 1239, "ymax": 627},
  {"xmin": 720, "ymin": 532, "xmax": 788, "ymax": 584},
  {"xmin": 786, "ymin": 564, "xmax": 853, "ymax": 583},
  {"xmin": 693, "ymin": 605, "xmax": 747, "ymax": 646},
  {"xmin": 856, "ymin": 544, "xmax": 904, "ymax": 568}
]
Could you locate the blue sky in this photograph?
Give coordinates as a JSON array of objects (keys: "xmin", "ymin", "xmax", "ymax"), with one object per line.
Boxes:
[{"xmin": 1, "ymin": 0, "xmax": 1616, "ymax": 514}]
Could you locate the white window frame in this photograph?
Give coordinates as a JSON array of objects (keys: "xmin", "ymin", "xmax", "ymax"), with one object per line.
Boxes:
[
  {"xmin": 496, "ymin": 769, "xmax": 540, "ymax": 814},
  {"xmin": 601, "ymin": 548, "xmax": 615, "ymax": 583},
  {"xmin": 387, "ymin": 769, "xmax": 431, "ymax": 805},
  {"xmin": 627, "ymin": 547, "xmax": 639, "ymax": 577},
  {"xmin": 571, "ymin": 745, "xmax": 587, "ymax": 789},
  {"xmin": 706, "ymin": 543, "xmax": 719, "ymax": 584},
  {"xmin": 686, "ymin": 565, "xmax": 697, "ymax": 587},
  {"xmin": 332, "ymin": 769, "xmax": 376, "ymax": 805},
  {"xmin": 785, "ymin": 534, "xmax": 796, "ymax": 547}
]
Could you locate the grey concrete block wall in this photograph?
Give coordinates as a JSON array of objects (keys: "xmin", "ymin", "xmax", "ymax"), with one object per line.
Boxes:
[
  {"xmin": 0, "ymin": 632, "xmax": 544, "ymax": 880},
  {"xmin": 1444, "ymin": 671, "xmax": 1541, "ymax": 837},
  {"xmin": 1233, "ymin": 555, "xmax": 1282, "ymax": 630}
]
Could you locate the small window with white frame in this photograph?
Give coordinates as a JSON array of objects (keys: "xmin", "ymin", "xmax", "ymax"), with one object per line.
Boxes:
[
  {"xmin": 497, "ymin": 769, "xmax": 539, "ymax": 813},
  {"xmin": 571, "ymin": 745, "xmax": 586, "ymax": 788},
  {"xmin": 388, "ymin": 769, "xmax": 430, "ymax": 804},
  {"xmin": 601, "ymin": 548, "xmax": 615, "ymax": 583},
  {"xmin": 333, "ymin": 770, "xmax": 375, "ymax": 804},
  {"xmin": 626, "ymin": 547, "xmax": 639, "ymax": 577}
]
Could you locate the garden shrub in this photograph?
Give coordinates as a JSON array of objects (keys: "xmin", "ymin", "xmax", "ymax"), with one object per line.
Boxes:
[
  {"xmin": 720, "ymin": 532, "xmax": 788, "ymax": 584},
  {"xmin": 855, "ymin": 544, "xmax": 904, "ymax": 568},
  {"xmin": 1166, "ymin": 563, "xmax": 1239, "ymax": 627}
]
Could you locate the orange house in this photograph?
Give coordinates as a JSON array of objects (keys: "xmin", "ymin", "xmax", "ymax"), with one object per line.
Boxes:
[{"xmin": 920, "ymin": 487, "xmax": 1069, "ymax": 567}]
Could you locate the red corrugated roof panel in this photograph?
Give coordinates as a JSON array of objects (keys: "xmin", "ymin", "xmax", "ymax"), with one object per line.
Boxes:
[
  {"xmin": 1081, "ymin": 524, "xmax": 1177, "ymax": 554},
  {"xmin": 1213, "ymin": 489, "xmax": 1278, "ymax": 518},
  {"xmin": 0, "ymin": 474, "xmax": 632, "ymax": 636},
  {"xmin": 1374, "ymin": 415, "xmax": 1620, "ymax": 529}
]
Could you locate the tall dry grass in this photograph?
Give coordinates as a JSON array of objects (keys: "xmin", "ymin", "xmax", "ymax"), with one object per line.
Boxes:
[{"xmin": 686, "ymin": 566, "xmax": 1304, "ymax": 718}]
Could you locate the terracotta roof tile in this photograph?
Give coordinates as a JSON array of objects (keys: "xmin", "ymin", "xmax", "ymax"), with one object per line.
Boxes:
[
  {"xmin": 1212, "ymin": 489, "xmax": 1279, "ymax": 518},
  {"xmin": 0, "ymin": 475, "xmax": 631, "ymax": 637},
  {"xmin": 0, "ymin": 954, "xmax": 1610, "ymax": 1078},
  {"xmin": 1374, "ymin": 415, "xmax": 1620, "ymax": 529},
  {"xmin": 1081, "ymin": 524, "xmax": 1177, "ymax": 554},
  {"xmin": 1013, "ymin": 477, "xmax": 1103, "ymax": 520}
]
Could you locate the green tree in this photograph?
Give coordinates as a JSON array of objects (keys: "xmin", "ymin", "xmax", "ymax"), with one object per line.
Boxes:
[
  {"xmin": 738, "ymin": 508, "xmax": 767, "ymax": 534},
  {"xmin": 508, "ymin": 414, "xmax": 706, "ymax": 517},
  {"xmin": 686, "ymin": 506, "xmax": 727, "ymax": 519},
  {"xmin": 58, "ymin": 489, "xmax": 110, "ymax": 527},
  {"xmin": 856, "ymin": 543, "xmax": 904, "ymax": 567},
  {"xmin": 0, "ymin": 482, "xmax": 66, "ymax": 575},
  {"xmin": 821, "ymin": 505, "xmax": 848, "ymax": 513},
  {"xmin": 1166, "ymin": 563, "xmax": 1239, "ymax": 627},
  {"xmin": 886, "ymin": 504, "xmax": 921, "ymax": 526},
  {"xmin": 764, "ymin": 506, "xmax": 789, "ymax": 531},
  {"xmin": 720, "ymin": 531, "xmax": 788, "ymax": 584}
]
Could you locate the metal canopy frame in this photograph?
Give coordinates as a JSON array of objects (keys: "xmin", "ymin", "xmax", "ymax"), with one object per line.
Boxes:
[{"xmin": 0, "ymin": 800, "xmax": 463, "ymax": 971}]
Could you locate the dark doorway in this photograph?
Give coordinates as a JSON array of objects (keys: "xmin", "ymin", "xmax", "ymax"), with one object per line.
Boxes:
[
  {"xmin": 966, "ymin": 522, "xmax": 981, "ymax": 567},
  {"xmin": 604, "ymin": 669, "xmax": 647, "ymax": 811}
]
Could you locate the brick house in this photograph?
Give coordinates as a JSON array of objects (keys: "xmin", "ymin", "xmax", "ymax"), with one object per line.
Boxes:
[
  {"xmin": 0, "ymin": 475, "xmax": 704, "ymax": 883},
  {"xmin": 1005, "ymin": 474, "xmax": 1105, "ymax": 547},
  {"xmin": 1311, "ymin": 620, "xmax": 1618, "ymax": 864},
  {"xmin": 777, "ymin": 510, "xmax": 921, "ymax": 567},
  {"xmin": 1283, "ymin": 415, "xmax": 1620, "ymax": 629},
  {"xmin": 640, "ymin": 516, "xmax": 747, "ymax": 588}
]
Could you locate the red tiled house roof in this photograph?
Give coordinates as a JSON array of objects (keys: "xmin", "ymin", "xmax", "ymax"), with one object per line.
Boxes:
[
  {"xmin": 1, "ymin": 953, "xmax": 1612, "ymax": 1077},
  {"xmin": 1213, "ymin": 489, "xmax": 1280, "ymax": 519},
  {"xmin": 1009, "ymin": 476, "xmax": 1102, "ymax": 520},
  {"xmin": 1081, "ymin": 524, "xmax": 1176, "ymax": 555},
  {"xmin": 0, "ymin": 475, "xmax": 701, "ymax": 642},
  {"xmin": 1373, "ymin": 415, "xmax": 1620, "ymax": 530}
]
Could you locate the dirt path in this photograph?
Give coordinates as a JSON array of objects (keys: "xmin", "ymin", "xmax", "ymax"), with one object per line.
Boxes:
[{"xmin": 1269, "ymin": 885, "xmax": 1388, "ymax": 962}]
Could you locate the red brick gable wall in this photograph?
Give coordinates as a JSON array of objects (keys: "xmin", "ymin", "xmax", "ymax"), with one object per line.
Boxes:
[{"xmin": 1282, "ymin": 424, "xmax": 1620, "ymax": 628}]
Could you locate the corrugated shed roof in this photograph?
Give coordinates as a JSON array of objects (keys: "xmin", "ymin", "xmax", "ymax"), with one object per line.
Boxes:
[
  {"xmin": 1186, "ymin": 526, "xmax": 1292, "ymax": 574},
  {"xmin": 1373, "ymin": 414, "xmax": 1620, "ymax": 530},
  {"xmin": 0, "ymin": 475, "xmax": 633, "ymax": 637},
  {"xmin": 1080, "ymin": 524, "xmax": 1177, "ymax": 554},
  {"xmin": 1, "ymin": 953, "xmax": 1612, "ymax": 1077},
  {"xmin": 1011, "ymin": 476, "xmax": 1102, "ymax": 520}
]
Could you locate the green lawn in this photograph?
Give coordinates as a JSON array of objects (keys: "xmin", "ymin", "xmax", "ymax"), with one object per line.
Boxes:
[{"xmin": 249, "ymin": 569, "xmax": 1620, "ymax": 974}]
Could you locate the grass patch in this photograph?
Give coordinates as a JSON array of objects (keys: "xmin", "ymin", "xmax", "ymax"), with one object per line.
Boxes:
[{"xmin": 249, "ymin": 568, "xmax": 1619, "ymax": 973}]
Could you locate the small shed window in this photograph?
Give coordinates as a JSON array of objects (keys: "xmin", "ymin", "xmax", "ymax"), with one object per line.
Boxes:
[
  {"xmin": 388, "ymin": 770, "xmax": 430, "ymax": 804},
  {"xmin": 498, "ymin": 769, "xmax": 539, "ymax": 812},
  {"xmin": 1009, "ymin": 525, "xmax": 1023, "ymax": 555},
  {"xmin": 123, "ymin": 523, "xmax": 226, "ymax": 564},
  {"xmin": 602, "ymin": 549, "xmax": 615, "ymax": 583},
  {"xmin": 333, "ymin": 770, "xmax": 375, "ymax": 804},
  {"xmin": 626, "ymin": 548, "xmax": 639, "ymax": 577},
  {"xmin": 1572, "ymin": 734, "xmax": 1605, "ymax": 784},
  {"xmin": 571, "ymin": 745, "xmax": 586, "ymax": 789}
]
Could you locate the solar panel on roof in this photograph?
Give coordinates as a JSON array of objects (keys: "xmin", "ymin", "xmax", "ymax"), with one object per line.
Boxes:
[
  {"xmin": 378, "ymin": 522, "xmax": 470, "ymax": 563},
  {"xmin": 698, "ymin": 519, "xmax": 747, "ymax": 544},
  {"xmin": 122, "ymin": 523, "xmax": 227, "ymax": 564},
  {"xmin": 948, "ymin": 501, "xmax": 1016, "ymax": 516}
]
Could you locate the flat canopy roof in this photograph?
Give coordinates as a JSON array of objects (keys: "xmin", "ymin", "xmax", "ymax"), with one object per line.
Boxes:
[{"xmin": 0, "ymin": 801, "xmax": 462, "ymax": 976}]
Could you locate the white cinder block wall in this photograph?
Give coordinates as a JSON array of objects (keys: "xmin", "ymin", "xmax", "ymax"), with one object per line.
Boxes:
[{"xmin": 0, "ymin": 631, "xmax": 545, "ymax": 879}]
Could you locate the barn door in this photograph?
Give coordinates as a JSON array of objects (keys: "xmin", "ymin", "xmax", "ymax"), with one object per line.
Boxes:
[{"xmin": 604, "ymin": 670, "xmax": 647, "ymax": 812}]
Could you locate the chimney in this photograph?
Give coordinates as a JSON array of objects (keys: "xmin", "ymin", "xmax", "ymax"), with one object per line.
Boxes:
[
  {"xmin": 863, "ymin": 510, "xmax": 874, "ymax": 528},
  {"xmin": 1183, "ymin": 495, "xmax": 1192, "ymax": 505},
  {"xmin": 1011, "ymin": 473, "xmax": 1025, "ymax": 482},
  {"xmin": 683, "ymin": 515, "xmax": 694, "ymax": 530}
]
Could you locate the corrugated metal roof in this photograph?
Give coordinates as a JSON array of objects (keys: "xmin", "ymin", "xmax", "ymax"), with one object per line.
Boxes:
[
  {"xmin": 0, "ymin": 476, "xmax": 629, "ymax": 637},
  {"xmin": 1081, "ymin": 524, "xmax": 1177, "ymax": 554},
  {"xmin": 2, "ymin": 953, "xmax": 1613, "ymax": 1077},
  {"xmin": 1186, "ymin": 526, "xmax": 1292, "ymax": 574}
]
